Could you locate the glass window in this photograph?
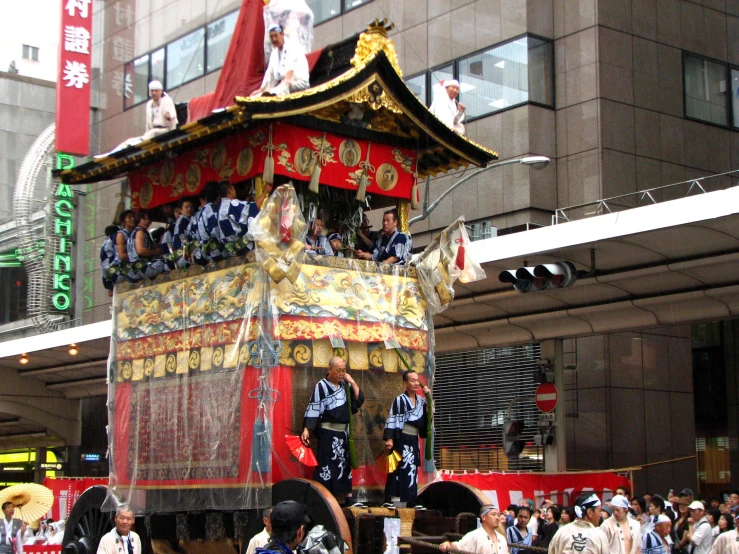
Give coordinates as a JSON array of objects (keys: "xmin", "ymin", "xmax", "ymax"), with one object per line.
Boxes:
[
  {"xmin": 684, "ymin": 54, "xmax": 728, "ymax": 126},
  {"xmin": 405, "ymin": 73, "xmax": 427, "ymax": 106},
  {"xmin": 0, "ymin": 267, "xmax": 28, "ymax": 324},
  {"xmin": 308, "ymin": 0, "xmax": 341, "ymax": 24},
  {"xmin": 166, "ymin": 28, "xmax": 206, "ymax": 89},
  {"xmin": 206, "ymin": 11, "xmax": 238, "ymax": 73},
  {"xmin": 22, "ymin": 45, "xmax": 39, "ymax": 61},
  {"xmin": 124, "ymin": 54, "xmax": 149, "ymax": 108},
  {"xmin": 527, "ymin": 37, "xmax": 554, "ymax": 106},
  {"xmin": 458, "ymin": 36, "xmax": 553, "ymax": 119},
  {"xmin": 731, "ymin": 68, "xmax": 739, "ymax": 129},
  {"xmin": 151, "ymin": 48, "xmax": 165, "ymax": 85},
  {"xmin": 343, "ymin": 0, "xmax": 370, "ymax": 11}
]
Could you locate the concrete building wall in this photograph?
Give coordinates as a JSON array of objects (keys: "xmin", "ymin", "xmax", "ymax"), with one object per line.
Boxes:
[
  {"xmin": 0, "ymin": 73, "xmax": 56, "ymax": 225},
  {"xmin": 564, "ymin": 326, "xmax": 698, "ymax": 494}
]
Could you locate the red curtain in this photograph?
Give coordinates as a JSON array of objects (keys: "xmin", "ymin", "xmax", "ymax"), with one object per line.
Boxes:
[{"xmin": 187, "ymin": 0, "xmax": 267, "ymax": 122}]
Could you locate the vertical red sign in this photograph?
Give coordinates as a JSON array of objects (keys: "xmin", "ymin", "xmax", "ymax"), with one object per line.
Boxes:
[{"xmin": 55, "ymin": 0, "xmax": 93, "ymax": 156}]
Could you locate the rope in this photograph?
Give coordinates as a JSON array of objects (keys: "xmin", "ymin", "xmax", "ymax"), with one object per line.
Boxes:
[
  {"xmin": 454, "ymin": 512, "xmax": 477, "ymax": 534},
  {"xmin": 398, "ymin": 536, "xmax": 473, "ymax": 554},
  {"xmin": 352, "ymin": 512, "xmax": 374, "ymax": 551},
  {"xmin": 399, "ymin": 534, "xmax": 548, "ymax": 554}
]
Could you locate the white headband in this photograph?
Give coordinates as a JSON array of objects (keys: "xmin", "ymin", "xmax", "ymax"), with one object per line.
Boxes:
[
  {"xmin": 149, "ymin": 80, "xmax": 163, "ymax": 91},
  {"xmin": 655, "ymin": 514, "xmax": 672, "ymax": 524},
  {"xmin": 481, "ymin": 505, "xmax": 498, "ymax": 517},
  {"xmin": 574, "ymin": 494, "xmax": 601, "ymax": 518},
  {"xmin": 610, "ymin": 495, "xmax": 629, "ymax": 509},
  {"xmin": 443, "ymin": 79, "xmax": 460, "ymax": 88}
]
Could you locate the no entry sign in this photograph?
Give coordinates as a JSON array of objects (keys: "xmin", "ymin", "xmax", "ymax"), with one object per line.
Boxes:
[{"xmin": 535, "ymin": 383, "xmax": 558, "ymax": 413}]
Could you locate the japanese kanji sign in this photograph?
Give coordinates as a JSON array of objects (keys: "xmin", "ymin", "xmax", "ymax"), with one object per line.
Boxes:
[{"xmin": 56, "ymin": 0, "xmax": 93, "ymax": 155}]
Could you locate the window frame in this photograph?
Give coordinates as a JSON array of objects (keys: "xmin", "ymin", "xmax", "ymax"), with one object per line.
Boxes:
[
  {"xmin": 122, "ymin": 7, "xmax": 240, "ymax": 111},
  {"xmin": 404, "ymin": 70, "xmax": 431, "ymax": 106},
  {"xmin": 312, "ymin": 0, "xmax": 374, "ymax": 26},
  {"xmin": 165, "ymin": 26, "xmax": 207, "ymax": 92},
  {"xmin": 123, "ymin": 53, "xmax": 152, "ymax": 110},
  {"xmin": 205, "ymin": 10, "xmax": 239, "ymax": 75},
  {"xmin": 731, "ymin": 65, "xmax": 739, "ymax": 131},
  {"xmin": 22, "ymin": 44, "xmax": 39, "ymax": 62},
  {"xmin": 681, "ymin": 51, "xmax": 733, "ymax": 130},
  {"xmin": 459, "ymin": 33, "xmax": 555, "ymax": 122},
  {"xmin": 403, "ymin": 33, "xmax": 555, "ymax": 122}
]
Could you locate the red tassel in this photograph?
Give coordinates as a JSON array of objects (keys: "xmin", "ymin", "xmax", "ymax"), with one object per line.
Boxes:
[
  {"xmin": 279, "ymin": 195, "xmax": 292, "ymax": 242},
  {"xmin": 455, "ymin": 244, "xmax": 466, "ymax": 270}
]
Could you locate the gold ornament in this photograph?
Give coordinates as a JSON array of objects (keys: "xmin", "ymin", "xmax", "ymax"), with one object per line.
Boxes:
[{"xmin": 350, "ymin": 19, "xmax": 402, "ymax": 76}]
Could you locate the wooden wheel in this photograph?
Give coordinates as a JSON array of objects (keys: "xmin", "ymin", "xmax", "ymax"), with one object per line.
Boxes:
[
  {"xmin": 417, "ymin": 480, "xmax": 490, "ymax": 517},
  {"xmin": 62, "ymin": 485, "xmax": 112, "ymax": 554},
  {"xmin": 273, "ymin": 478, "xmax": 352, "ymax": 554}
]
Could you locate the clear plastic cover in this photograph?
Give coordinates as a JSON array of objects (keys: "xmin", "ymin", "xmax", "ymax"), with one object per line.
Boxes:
[
  {"xmin": 104, "ymin": 185, "xmax": 437, "ymax": 513},
  {"xmin": 414, "ymin": 217, "xmax": 486, "ymax": 315}
]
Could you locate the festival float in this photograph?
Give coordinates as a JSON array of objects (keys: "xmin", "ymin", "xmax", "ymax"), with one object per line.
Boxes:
[{"xmin": 55, "ymin": 2, "xmax": 509, "ymax": 552}]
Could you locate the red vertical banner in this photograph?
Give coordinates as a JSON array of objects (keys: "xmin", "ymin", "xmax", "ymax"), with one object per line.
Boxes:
[{"xmin": 55, "ymin": 0, "xmax": 93, "ymax": 155}]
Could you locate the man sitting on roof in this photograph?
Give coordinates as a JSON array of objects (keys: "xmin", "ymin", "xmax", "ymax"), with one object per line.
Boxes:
[
  {"xmin": 143, "ymin": 80, "xmax": 178, "ymax": 140},
  {"xmin": 429, "ymin": 79, "xmax": 466, "ymax": 135},
  {"xmin": 250, "ymin": 24, "xmax": 309, "ymax": 97}
]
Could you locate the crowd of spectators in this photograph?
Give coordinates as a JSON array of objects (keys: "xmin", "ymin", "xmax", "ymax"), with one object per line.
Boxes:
[{"xmin": 498, "ymin": 487, "xmax": 738, "ymax": 554}]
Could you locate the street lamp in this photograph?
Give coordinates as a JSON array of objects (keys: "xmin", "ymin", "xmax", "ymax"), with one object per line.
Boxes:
[{"xmin": 409, "ymin": 156, "xmax": 551, "ymax": 226}]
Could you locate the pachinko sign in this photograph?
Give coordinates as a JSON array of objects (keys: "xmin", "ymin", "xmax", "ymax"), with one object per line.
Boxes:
[
  {"xmin": 51, "ymin": 154, "xmax": 76, "ymax": 311},
  {"xmin": 56, "ymin": 0, "xmax": 93, "ymax": 155}
]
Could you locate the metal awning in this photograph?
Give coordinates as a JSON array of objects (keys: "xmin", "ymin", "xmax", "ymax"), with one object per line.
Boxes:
[{"xmin": 434, "ymin": 186, "xmax": 739, "ymax": 352}]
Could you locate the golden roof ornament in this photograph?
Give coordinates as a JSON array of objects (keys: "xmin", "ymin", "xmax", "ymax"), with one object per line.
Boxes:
[{"xmin": 350, "ymin": 18, "xmax": 402, "ymax": 76}]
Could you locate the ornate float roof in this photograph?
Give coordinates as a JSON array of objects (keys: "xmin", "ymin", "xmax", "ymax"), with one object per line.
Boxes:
[{"xmin": 59, "ymin": 20, "xmax": 497, "ymax": 186}]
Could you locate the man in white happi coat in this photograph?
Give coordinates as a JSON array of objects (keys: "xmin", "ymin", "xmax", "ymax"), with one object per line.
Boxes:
[
  {"xmin": 549, "ymin": 493, "xmax": 609, "ymax": 554},
  {"xmin": 429, "ymin": 79, "xmax": 466, "ymax": 135},
  {"xmin": 0, "ymin": 502, "xmax": 24, "ymax": 554},
  {"xmin": 602, "ymin": 495, "xmax": 641, "ymax": 554},
  {"xmin": 251, "ymin": 24, "xmax": 309, "ymax": 97},
  {"xmin": 97, "ymin": 506, "xmax": 142, "ymax": 554},
  {"xmin": 143, "ymin": 81, "xmax": 177, "ymax": 140},
  {"xmin": 710, "ymin": 511, "xmax": 739, "ymax": 554},
  {"xmin": 440, "ymin": 505, "xmax": 509, "ymax": 554}
]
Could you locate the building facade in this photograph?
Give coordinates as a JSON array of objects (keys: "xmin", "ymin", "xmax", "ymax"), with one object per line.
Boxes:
[{"xmin": 0, "ymin": 0, "xmax": 737, "ymax": 496}]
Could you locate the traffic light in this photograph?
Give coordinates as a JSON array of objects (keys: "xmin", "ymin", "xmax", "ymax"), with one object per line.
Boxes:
[
  {"xmin": 498, "ymin": 262, "xmax": 577, "ymax": 293},
  {"xmin": 503, "ymin": 419, "xmax": 525, "ymax": 458}
]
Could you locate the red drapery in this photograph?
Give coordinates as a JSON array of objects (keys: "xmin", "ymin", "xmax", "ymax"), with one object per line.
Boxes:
[
  {"xmin": 187, "ymin": 0, "xmax": 325, "ymax": 122},
  {"xmin": 187, "ymin": 0, "xmax": 266, "ymax": 122}
]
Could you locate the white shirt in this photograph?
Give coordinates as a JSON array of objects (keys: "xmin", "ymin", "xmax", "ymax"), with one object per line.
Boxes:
[
  {"xmin": 601, "ymin": 516, "xmax": 641, "ymax": 554},
  {"xmin": 691, "ymin": 517, "xmax": 713, "ymax": 554},
  {"xmin": 145, "ymin": 94, "xmax": 177, "ymax": 132},
  {"xmin": 455, "ymin": 526, "xmax": 508, "ymax": 554},
  {"xmin": 4, "ymin": 519, "xmax": 12, "ymax": 544},
  {"xmin": 246, "ymin": 528, "xmax": 270, "ymax": 554},
  {"xmin": 261, "ymin": 40, "xmax": 309, "ymax": 90},
  {"xmin": 710, "ymin": 529, "xmax": 738, "ymax": 554},
  {"xmin": 429, "ymin": 88, "xmax": 465, "ymax": 134}
]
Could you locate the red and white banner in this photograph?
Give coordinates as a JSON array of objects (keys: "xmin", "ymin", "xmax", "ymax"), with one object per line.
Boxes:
[
  {"xmin": 56, "ymin": 0, "xmax": 93, "ymax": 155},
  {"xmin": 24, "ymin": 547, "xmax": 62, "ymax": 554},
  {"xmin": 441, "ymin": 470, "xmax": 630, "ymax": 507},
  {"xmin": 42, "ymin": 477, "xmax": 108, "ymax": 521}
]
